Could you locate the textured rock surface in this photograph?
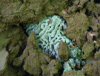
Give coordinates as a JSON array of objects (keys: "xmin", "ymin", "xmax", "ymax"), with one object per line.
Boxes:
[
  {"xmin": 57, "ymin": 40, "xmax": 70, "ymax": 60},
  {"xmin": 0, "ymin": 0, "xmax": 70, "ymax": 25},
  {"xmin": 41, "ymin": 59, "xmax": 62, "ymax": 76},
  {"xmin": 83, "ymin": 60, "xmax": 100, "ymax": 76},
  {"xmin": 64, "ymin": 13, "xmax": 89, "ymax": 47},
  {"xmin": 62, "ymin": 70, "xmax": 85, "ymax": 76},
  {"xmin": 0, "ymin": 0, "xmax": 100, "ymax": 76},
  {"xmin": 94, "ymin": 50, "xmax": 100, "ymax": 60},
  {"xmin": 13, "ymin": 32, "xmax": 52, "ymax": 76},
  {"xmin": 1, "ymin": 64, "xmax": 26, "ymax": 76},
  {"xmin": 0, "ymin": 48, "xmax": 8, "ymax": 75},
  {"xmin": 0, "ymin": 24, "xmax": 27, "ymax": 64},
  {"xmin": 82, "ymin": 41, "xmax": 94, "ymax": 59}
]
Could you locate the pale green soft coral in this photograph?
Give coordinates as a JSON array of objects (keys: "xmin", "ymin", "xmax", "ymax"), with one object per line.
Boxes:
[
  {"xmin": 68, "ymin": 58, "xmax": 76, "ymax": 67},
  {"xmin": 26, "ymin": 15, "xmax": 85, "ymax": 72},
  {"xmin": 26, "ymin": 15, "xmax": 72, "ymax": 59},
  {"xmin": 63, "ymin": 62, "xmax": 72, "ymax": 72},
  {"xmin": 70, "ymin": 47, "xmax": 82, "ymax": 58},
  {"xmin": 63, "ymin": 46, "xmax": 85, "ymax": 72},
  {"xmin": 26, "ymin": 23, "xmax": 41, "ymax": 35}
]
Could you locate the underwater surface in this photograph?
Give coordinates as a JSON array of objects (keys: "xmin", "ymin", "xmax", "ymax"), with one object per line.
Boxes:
[{"xmin": 0, "ymin": 0, "xmax": 100, "ymax": 76}]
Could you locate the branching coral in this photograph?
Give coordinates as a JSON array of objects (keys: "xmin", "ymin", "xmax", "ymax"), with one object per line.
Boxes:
[
  {"xmin": 26, "ymin": 15, "xmax": 85, "ymax": 73},
  {"xmin": 26, "ymin": 15, "xmax": 72, "ymax": 59},
  {"xmin": 63, "ymin": 46, "xmax": 85, "ymax": 72}
]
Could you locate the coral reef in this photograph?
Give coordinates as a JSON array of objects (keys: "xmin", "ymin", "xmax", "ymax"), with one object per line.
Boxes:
[
  {"xmin": 0, "ymin": 0, "xmax": 100, "ymax": 76},
  {"xmin": 63, "ymin": 46, "xmax": 84, "ymax": 72},
  {"xmin": 25, "ymin": 15, "xmax": 85, "ymax": 73},
  {"xmin": 63, "ymin": 62, "xmax": 72, "ymax": 72}
]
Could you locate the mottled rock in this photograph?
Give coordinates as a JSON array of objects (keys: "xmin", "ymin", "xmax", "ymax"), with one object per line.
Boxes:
[
  {"xmin": 1, "ymin": 65, "xmax": 17, "ymax": 76},
  {"xmin": 62, "ymin": 70, "xmax": 85, "ymax": 76},
  {"xmin": 94, "ymin": 50, "xmax": 100, "ymax": 60},
  {"xmin": 83, "ymin": 60, "xmax": 100, "ymax": 76},
  {"xmin": 13, "ymin": 32, "xmax": 52, "ymax": 76},
  {"xmin": 64, "ymin": 13, "xmax": 89, "ymax": 47},
  {"xmin": 3, "ymin": 25, "xmax": 27, "ymax": 63},
  {"xmin": 67, "ymin": 0, "xmax": 88, "ymax": 13},
  {"xmin": 0, "ymin": 48, "xmax": 8, "ymax": 75},
  {"xmin": 23, "ymin": 49, "xmax": 51, "ymax": 76},
  {"xmin": 82, "ymin": 41, "xmax": 94, "ymax": 59},
  {"xmin": 0, "ymin": 0, "xmax": 70, "ymax": 25},
  {"xmin": 41, "ymin": 59, "xmax": 62, "ymax": 76},
  {"xmin": 57, "ymin": 40, "xmax": 70, "ymax": 60}
]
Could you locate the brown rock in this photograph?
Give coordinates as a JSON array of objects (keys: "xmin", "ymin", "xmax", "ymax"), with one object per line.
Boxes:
[{"xmin": 57, "ymin": 40, "xmax": 70, "ymax": 60}]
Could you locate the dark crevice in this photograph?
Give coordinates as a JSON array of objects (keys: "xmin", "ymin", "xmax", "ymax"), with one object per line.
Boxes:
[
  {"xmin": 63, "ymin": 0, "xmax": 74, "ymax": 9},
  {"xmin": 15, "ymin": 47, "xmax": 24, "ymax": 58},
  {"xmin": 58, "ymin": 61, "xmax": 64, "ymax": 76},
  {"xmin": 85, "ymin": 33, "xmax": 88, "ymax": 41},
  {"xmin": 83, "ymin": 52, "xmax": 84, "ymax": 54},
  {"xmin": 57, "ymin": 67, "xmax": 64, "ymax": 76},
  {"xmin": 87, "ymin": 27, "xmax": 93, "ymax": 32},
  {"xmin": 93, "ymin": 36, "xmax": 96, "ymax": 41},
  {"xmin": 24, "ymin": 71, "xmax": 34, "ymax": 76},
  {"xmin": 98, "ymin": 47, "xmax": 100, "ymax": 50},
  {"xmin": 93, "ymin": 48, "xmax": 97, "ymax": 54},
  {"xmin": 82, "ymin": 4, "xmax": 86, "ymax": 9},
  {"xmin": 6, "ymin": 44, "xmax": 10, "ymax": 52},
  {"xmin": 12, "ymin": 25, "xmax": 18, "ymax": 28},
  {"xmin": 94, "ymin": 0, "xmax": 100, "ymax": 3},
  {"xmin": 21, "ymin": 0, "xmax": 24, "ymax": 3},
  {"xmin": 39, "ymin": 45, "xmax": 42, "ymax": 49},
  {"xmin": 19, "ymin": 23, "xmax": 29, "ymax": 36},
  {"xmin": 93, "ymin": 13, "xmax": 97, "ymax": 19},
  {"xmin": 6, "ymin": 41, "xmax": 12, "ymax": 53},
  {"xmin": 84, "ymin": 74, "xmax": 87, "ymax": 76},
  {"xmin": 98, "ymin": 14, "xmax": 100, "ymax": 16},
  {"xmin": 75, "ymin": 66, "xmax": 82, "ymax": 70},
  {"xmin": 85, "ymin": 9, "xmax": 92, "ymax": 16},
  {"xmin": 61, "ymin": 26, "xmax": 64, "ymax": 31},
  {"xmin": 77, "ymin": 1, "xmax": 87, "ymax": 13},
  {"xmin": 76, "ymin": 8, "xmax": 80, "ymax": 13}
]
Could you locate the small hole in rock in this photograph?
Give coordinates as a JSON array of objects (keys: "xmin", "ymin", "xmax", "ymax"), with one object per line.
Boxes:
[
  {"xmin": 93, "ymin": 36, "xmax": 96, "ymax": 41},
  {"xmin": 93, "ymin": 48, "xmax": 97, "ymax": 53},
  {"xmin": 87, "ymin": 27, "xmax": 93, "ymax": 32}
]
